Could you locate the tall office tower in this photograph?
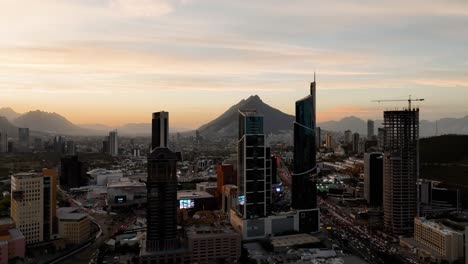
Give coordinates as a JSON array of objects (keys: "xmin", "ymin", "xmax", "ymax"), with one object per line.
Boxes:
[
  {"xmin": 325, "ymin": 132, "xmax": 333, "ymax": 149},
  {"xmin": 383, "ymin": 109, "xmax": 419, "ymax": 235},
  {"xmin": 352, "ymin": 132, "xmax": 360, "ymax": 153},
  {"xmin": 344, "ymin": 130, "xmax": 352, "ymax": 145},
  {"xmin": 237, "ymin": 110, "xmax": 267, "ymax": 220},
  {"xmin": 265, "ymin": 147, "xmax": 273, "ymax": 215},
  {"xmin": 315, "ymin": 127, "xmax": 321, "ymax": 148},
  {"xmin": 66, "ymin": 141, "xmax": 75, "ymax": 155},
  {"xmin": 53, "ymin": 136, "xmax": 66, "ymax": 154},
  {"xmin": 18, "ymin": 128, "xmax": 29, "ymax": 150},
  {"xmin": 291, "ymin": 81, "xmax": 320, "ymax": 233},
  {"xmin": 60, "ymin": 155, "xmax": 84, "ymax": 190},
  {"xmin": 364, "ymin": 153, "xmax": 384, "ymax": 207},
  {"xmin": 377, "ymin": 128, "xmax": 385, "ymax": 149},
  {"xmin": 367, "ymin": 120, "xmax": 375, "ymax": 139},
  {"xmin": 42, "ymin": 168, "xmax": 58, "ymax": 235},
  {"xmin": 146, "ymin": 111, "xmax": 179, "ymax": 252},
  {"xmin": 102, "ymin": 139, "xmax": 109, "ymax": 154},
  {"xmin": 11, "ymin": 172, "xmax": 55, "ymax": 244},
  {"xmin": 0, "ymin": 132, "xmax": 7, "ymax": 153},
  {"xmin": 109, "ymin": 130, "xmax": 118, "ymax": 157}
]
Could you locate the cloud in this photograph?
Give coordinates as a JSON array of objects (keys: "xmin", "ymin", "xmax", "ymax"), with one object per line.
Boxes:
[{"xmin": 109, "ymin": 0, "xmax": 174, "ymax": 17}]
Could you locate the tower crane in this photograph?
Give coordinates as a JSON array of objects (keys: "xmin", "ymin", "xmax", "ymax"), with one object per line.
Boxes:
[{"xmin": 372, "ymin": 95, "xmax": 424, "ymax": 110}]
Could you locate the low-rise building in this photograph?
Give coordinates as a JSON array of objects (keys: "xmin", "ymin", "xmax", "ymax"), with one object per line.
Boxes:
[
  {"xmin": 107, "ymin": 178, "xmax": 146, "ymax": 210},
  {"xmin": 0, "ymin": 218, "xmax": 25, "ymax": 263},
  {"xmin": 57, "ymin": 207, "xmax": 90, "ymax": 245},
  {"xmin": 187, "ymin": 223, "xmax": 241, "ymax": 264},
  {"xmin": 87, "ymin": 168, "xmax": 123, "ymax": 186}
]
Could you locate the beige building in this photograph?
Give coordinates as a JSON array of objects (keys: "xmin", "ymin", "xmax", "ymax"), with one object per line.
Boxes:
[
  {"xmin": 187, "ymin": 224, "xmax": 241, "ymax": 264},
  {"xmin": 11, "ymin": 173, "xmax": 45, "ymax": 244},
  {"xmin": 414, "ymin": 217, "xmax": 463, "ymax": 263},
  {"xmin": 57, "ymin": 207, "xmax": 90, "ymax": 245}
]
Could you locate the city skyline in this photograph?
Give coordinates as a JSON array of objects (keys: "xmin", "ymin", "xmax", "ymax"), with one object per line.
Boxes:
[{"xmin": 1, "ymin": 0, "xmax": 468, "ymax": 127}]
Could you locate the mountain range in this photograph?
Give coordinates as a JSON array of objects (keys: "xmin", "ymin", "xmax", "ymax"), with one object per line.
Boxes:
[{"xmin": 1, "ymin": 98, "xmax": 468, "ymax": 138}]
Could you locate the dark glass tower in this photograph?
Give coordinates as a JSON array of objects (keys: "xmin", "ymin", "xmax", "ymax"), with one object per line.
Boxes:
[
  {"xmin": 292, "ymin": 81, "xmax": 317, "ymax": 210},
  {"xmin": 237, "ymin": 110, "xmax": 267, "ymax": 220},
  {"xmin": 364, "ymin": 153, "xmax": 384, "ymax": 208},
  {"xmin": 146, "ymin": 111, "xmax": 179, "ymax": 252}
]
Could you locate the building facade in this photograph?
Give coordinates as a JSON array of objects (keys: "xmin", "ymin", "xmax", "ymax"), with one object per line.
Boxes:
[
  {"xmin": 60, "ymin": 155, "xmax": 85, "ymax": 189},
  {"xmin": 364, "ymin": 153, "xmax": 383, "ymax": 208},
  {"xmin": 146, "ymin": 112, "xmax": 179, "ymax": 252},
  {"xmin": 414, "ymin": 217, "xmax": 463, "ymax": 263},
  {"xmin": 11, "ymin": 172, "xmax": 55, "ymax": 244},
  {"xmin": 383, "ymin": 109, "xmax": 419, "ymax": 235},
  {"xmin": 367, "ymin": 120, "xmax": 375, "ymax": 139},
  {"xmin": 291, "ymin": 81, "xmax": 320, "ymax": 233},
  {"xmin": 237, "ymin": 110, "xmax": 267, "ymax": 220},
  {"xmin": 57, "ymin": 208, "xmax": 90, "ymax": 245},
  {"xmin": 109, "ymin": 130, "xmax": 118, "ymax": 157},
  {"xmin": 0, "ymin": 132, "xmax": 7, "ymax": 153}
]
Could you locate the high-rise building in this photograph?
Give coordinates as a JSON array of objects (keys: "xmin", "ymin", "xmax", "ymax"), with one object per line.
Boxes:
[
  {"xmin": 53, "ymin": 136, "xmax": 66, "ymax": 154},
  {"xmin": 60, "ymin": 156, "xmax": 85, "ymax": 190},
  {"xmin": 352, "ymin": 132, "xmax": 360, "ymax": 153},
  {"xmin": 109, "ymin": 130, "xmax": 118, "ymax": 157},
  {"xmin": 11, "ymin": 172, "xmax": 56, "ymax": 244},
  {"xmin": 325, "ymin": 132, "xmax": 333, "ymax": 149},
  {"xmin": 146, "ymin": 111, "xmax": 179, "ymax": 252},
  {"xmin": 367, "ymin": 120, "xmax": 375, "ymax": 139},
  {"xmin": 383, "ymin": 109, "xmax": 419, "ymax": 235},
  {"xmin": 18, "ymin": 128, "xmax": 29, "ymax": 151},
  {"xmin": 237, "ymin": 110, "xmax": 267, "ymax": 220},
  {"xmin": 364, "ymin": 153, "xmax": 383, "ymax": 208},
  {"xmin": 377, "ymin": 128, "xmax": 385, "ymax": 149},
  {"xmin": 291, "ymin": 81, "xmax": 320, "ymax": 233},
  {"xmin": 66, "ymin": 141, "xmax": 75, "ymax": 155},
  {"xmin": 344, "ymin": 130, "xmax": 352, "ymax": 145},
  {"xmin": 102, "ymin": 139, "xmax": 109, "ymax": 154},
  {"xmin": 315, "ymin": 127, "xmax": 321, "ymax": 148},
  {"xmin": 0, "ymin": 132, "xmax": 7, "ymax": 153}
]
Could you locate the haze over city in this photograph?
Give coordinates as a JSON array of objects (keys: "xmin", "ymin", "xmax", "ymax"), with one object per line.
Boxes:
[{"xmin": 2, "ymin": 0, "xmax": 468, "ymax": 128}]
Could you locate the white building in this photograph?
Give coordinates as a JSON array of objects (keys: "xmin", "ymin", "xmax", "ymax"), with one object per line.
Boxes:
[{"xmin": 87, "ymin": 168, "xmax": 123, "ymax": 186}]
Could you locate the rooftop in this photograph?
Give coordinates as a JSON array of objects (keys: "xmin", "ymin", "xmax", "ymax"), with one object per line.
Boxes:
[
  {"xmin": 177, "ymin": 190, "xmax": 213, "ymax": 200},
  {"xmin": 417, "ymin": 217, "xmax": 462, "ymax": 236},
  {"xmin": 58, "ymin": 212, "xmax": 88, "ymax": 221},
  {"xmin": 270, "ymin": 234, "xmax": 320, "ymax": 249},
  {"xmin": 107, "ymin": 177, "xmax": 145, "ymax": 188}
]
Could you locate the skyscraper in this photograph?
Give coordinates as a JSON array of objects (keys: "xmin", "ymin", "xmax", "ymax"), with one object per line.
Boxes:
[
  {"xmin": 0, "ymin": 132, "xmax": 7, "ymax": 153},
  {"xmin": 109, "ymin": 130, "xmax": 118, "ymax": 157},
  {"xmin": 60, "ymin": 155, "xmax": 85, "ymax": 190},
  {"xmin": 18, "ymin": 128, "xmax": 29, "ymax": 151},
  {"xmin": 146, "ymin": 112, "xmax": 179, "ymax": 252},
  {"xmin": 315, "ymin": 127, "xmax": 321, "ymax": 149},
  {"xmin": 344, "ymin": 130, "xmax": 352, "ymax": 145},
  {"xmin": 237, "ymin": 110, "xmax": 267, "ymax": 220},
  {"xmin": 53, "ymin": 136, "xmax": 66, "ymax": 154},
  {"xmin": 352, "ymin": 132, "xmax": 360, "ymax": 153},
  {"xmin": 364, "ymin": 153, "xmax": 384, "ymax": 207},
  {"xmin": 383, "ymin": 109, "xmax": 419, "ymax": 235},
  {"xmin": 325, "ymin": 132, "xmax": 333, "ymax": 149},
  {"xmin": 291, "ymin": 81, "xmax": 320, "ymax": 233},
  {"xmin": 367, "ymin": 120, "xmax": 375, "ymax": 139}
]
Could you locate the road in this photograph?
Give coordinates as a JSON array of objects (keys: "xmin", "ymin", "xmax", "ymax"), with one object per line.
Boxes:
[{"xmin": 321, "ymin": 198, "xmax": 419, "ymax": 264}]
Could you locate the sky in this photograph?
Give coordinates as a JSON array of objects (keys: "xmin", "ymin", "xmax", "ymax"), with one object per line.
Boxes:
[{"xmin": 1, "ymin": 0, "xmax": 468, "ymax": 128}]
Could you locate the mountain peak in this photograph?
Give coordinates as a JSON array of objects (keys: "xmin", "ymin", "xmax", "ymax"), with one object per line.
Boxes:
[
  {"xmin": 246, "ymin": 95, "xmax": 262, "ymax": 102},
  {"xmin": 0, "ymin": 107, "xmax": 21, "ymax": 121}
]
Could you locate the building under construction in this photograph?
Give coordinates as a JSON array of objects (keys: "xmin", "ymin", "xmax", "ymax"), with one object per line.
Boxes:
[{"xmin": 383, "ymin": 108, "xmax": 419, "ymax": 236}]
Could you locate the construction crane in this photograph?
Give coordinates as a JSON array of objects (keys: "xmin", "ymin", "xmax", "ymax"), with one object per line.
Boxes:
[{"xmin": 372, "ymin": 95, "xmax": 424, "ymax": 110}]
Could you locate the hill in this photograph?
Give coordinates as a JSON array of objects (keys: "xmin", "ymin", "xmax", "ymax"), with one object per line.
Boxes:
[
  {"xmin": 0, "ymin": 107, "xmax": 21, "ymax": 121},
  {"xmin": 12, "ymin": 110, "xmax": 100, "ymax": 135},
  {"xmin": 0, "ymin": 117, "xmax": 18, "ymax": 137},
  {"xmin": 197, "ymin": 95, "xmax": 294, "ymax": 138}
]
